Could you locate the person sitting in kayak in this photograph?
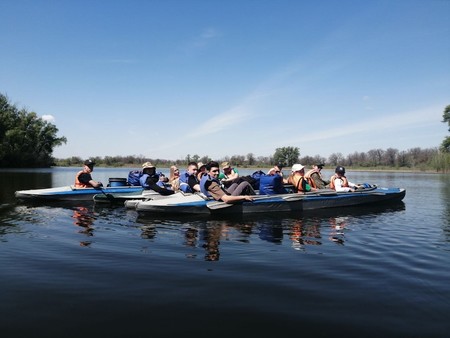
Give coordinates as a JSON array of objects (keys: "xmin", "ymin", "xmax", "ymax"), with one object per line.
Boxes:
[
  {"xmin": 287, "ymin": 164, "xmax": 317, "ymax": 193},
  {"xmin": 329, "ymin": 166, "xmax": 360, "ymax": 192},
  {"xmin": 200, "ymin": 161, "xmax": 254, "ymax": 203},
  {"xmin": 304, "ymin": 163, "xmax": 330, "ymax": 189},
  {"xmin": 218, "ymin": 161, "xmax": 240, "ymax": 187},
  {"xmin": 179, "ymin": 162, "xmax": 201, "ymax": 193},
  {"xmin": 140, "ymin": 162, "xmax": 175, "ymax": 196},
  {"xmin": 74, "ymin": 159, "xmax": 103, "ymax": 188}
]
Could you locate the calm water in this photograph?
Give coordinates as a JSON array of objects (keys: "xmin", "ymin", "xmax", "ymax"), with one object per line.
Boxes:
[{"xmin": 0, "ymin": 167, "xmax": 449, "ymax": 337}]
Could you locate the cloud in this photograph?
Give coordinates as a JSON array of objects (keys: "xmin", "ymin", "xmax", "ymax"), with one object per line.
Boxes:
[
  {"xmin": 41, "ymin": 115, "xmax": 55, "ymax": 122},
  {"xmin": 193, "ymin": 27, "xmax": 218, "ymax": 48},
  {"xmin": 286, "ymin": 104, "xmax": 444, "ymax": 144},
  {"xmin": 181, "ymin": 27, "xmax": 219, "ymax": 55}
]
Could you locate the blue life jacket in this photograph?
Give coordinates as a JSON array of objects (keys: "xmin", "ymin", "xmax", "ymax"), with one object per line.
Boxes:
[
  {"xmin": 259, "ymin": 175, "xmax": 287, "ymax": 195},
  {"xmin": 179, "ymin": 171, "xmax": 193, "ymax": 193},
  {"xmin": 128, "ymin": 170, "xmax": 143, "ymax": 186}
]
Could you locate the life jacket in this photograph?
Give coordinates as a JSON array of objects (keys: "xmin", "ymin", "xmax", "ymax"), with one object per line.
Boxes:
[
  {"xmin": 329, "ymin": 174, "xmax": 349, "ymax": 190},
  {"xmin": 74, "ymin": 170, "xmax": 93, "ymax": 188},
  {"xmin": 259, "ymin": 175, "xmax": 287, "ymax": 195},
  {"xmin": 179, "ymin": 171, "xmax": 194, "ymax": 193},
  {"xmin": 200, "ymin": 174, "xmax": 222, "ymax": 197},
  {"xmin": 128, "ymin": 170, "xmax": 143, "ymax": 186},
  {"xmin": 304, "ymin": 169, "xmax": 318, "ymax": 189},
  {"xmin": 288, "ymin": 174, "xmax": 311, "ymax": 192}
]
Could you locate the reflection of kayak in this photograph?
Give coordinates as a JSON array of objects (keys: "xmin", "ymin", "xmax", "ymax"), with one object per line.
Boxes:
[
  {"xmin": 15, "ymin": 185, "xmax": 144, "ymax": 201},
  {"xmin": 130, "ymin": 187, "xmax": 406, "ymax": 215}
]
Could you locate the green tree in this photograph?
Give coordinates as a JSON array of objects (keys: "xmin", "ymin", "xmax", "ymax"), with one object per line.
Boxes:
[
  {"xmin": 273, "ymin": 146, "xmax": 300, "ymax": 167},
  {"xmin": 0, "ymin": 93, "xmax": 67, "ymax": 167},
  {"xmin": 440, "ymin": 105, "xmax": 450, "ymax": 153}
]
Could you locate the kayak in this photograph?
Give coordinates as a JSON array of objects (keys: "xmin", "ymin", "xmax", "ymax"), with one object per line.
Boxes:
[
  {"xmin": 302, "ymin": 187, "xmax": 406, "ymax": 210},
  {"xmin": 130, "ymin": 186, "xmax": 406, "ymax": 215},
  {"xmin": 138, "ymin": 187, "xmax": 405, "ymax": 214},
  {"xmin": 15, "ymin": 185, "xmax": 144, "ymax": 201},
  {"xmin": 93, "ymin": 190, "xmax": 160, "ymax": 204},
  {"xmin": 132, "ymin": 192, "xmax": 304, "ymax": 215}
]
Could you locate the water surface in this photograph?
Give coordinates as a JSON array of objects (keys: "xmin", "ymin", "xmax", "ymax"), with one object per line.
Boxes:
[{"xmin": 0, "ymin": 168, "xmax": 449, "ymax": 337}]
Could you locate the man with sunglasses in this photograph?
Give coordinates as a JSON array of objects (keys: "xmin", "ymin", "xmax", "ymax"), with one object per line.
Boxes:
[{"xmin": 200, "ymin": 161, "xmax": 254, "ymax": 203}]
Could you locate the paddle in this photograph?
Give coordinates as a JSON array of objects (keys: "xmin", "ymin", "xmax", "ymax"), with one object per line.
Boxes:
[{"xmin": 97, "ymin": 188, "xmax": 115, "ymax": 202}]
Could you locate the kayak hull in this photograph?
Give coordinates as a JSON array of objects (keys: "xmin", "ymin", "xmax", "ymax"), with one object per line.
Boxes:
[{"xmin": 15, "ymin": 185, "xmax": 144, "ymax": 201}]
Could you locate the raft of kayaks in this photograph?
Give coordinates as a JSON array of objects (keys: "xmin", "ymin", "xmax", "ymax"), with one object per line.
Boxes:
[{"xmin": 14, "ymin": 181, "xmax": 406, "ymax": 215}]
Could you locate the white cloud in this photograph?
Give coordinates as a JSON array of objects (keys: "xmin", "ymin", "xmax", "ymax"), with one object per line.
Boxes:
[
  {"xmin": 286, "ymin": 104, "xmax": 444, "ymax": 145},
  {"xmin": 41, "ymin": 115, "xmax": 55, "ymax": 122}
]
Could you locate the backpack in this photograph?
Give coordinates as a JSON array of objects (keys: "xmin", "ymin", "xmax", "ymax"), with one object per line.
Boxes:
[
  {"xmin": 250, "ymin": 170, "xmax": 266, "ymax": 190},
  {"xmin": 128, "ymin": 170, "xmax": 143, "ymax": 186}
]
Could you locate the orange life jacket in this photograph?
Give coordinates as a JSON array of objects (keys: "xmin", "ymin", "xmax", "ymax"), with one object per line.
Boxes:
[
  {"xmin": 329, "ymin": 174, "xmax": 349, "ymax": 190},
  {"xmin": 288, "ymin": 174, "xmax": 311, "ymax": 192},
  {"xmin": 74, "ymin": 170, "xmax": 93, "ymax": 188}
]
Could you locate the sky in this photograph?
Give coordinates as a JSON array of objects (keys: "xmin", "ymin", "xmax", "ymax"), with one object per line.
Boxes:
[{"xmin": 1, "ymin": 0, "xmax": 449, "ymax": 162}]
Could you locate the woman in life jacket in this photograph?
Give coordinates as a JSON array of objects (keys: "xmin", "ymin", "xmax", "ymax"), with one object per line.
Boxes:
[{"xmin": 287, "ymin": 164, "xmax": 316, "ymax": 193}]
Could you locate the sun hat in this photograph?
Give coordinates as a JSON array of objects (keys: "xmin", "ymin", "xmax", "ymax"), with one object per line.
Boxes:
[
  {"xmin": 197, "ymin": 162, "xmax": 206, "ymax": 170},
  {"xmin": 142, "ymin": 162, "xmax": 155, "ymax": 169},
  {"xmin": 291, "ymin": 164, "xmax": 305, "ymax": 172},
  {"xmin": 84, "ymin": 159, "xmax": 95, "ymax": 166}
]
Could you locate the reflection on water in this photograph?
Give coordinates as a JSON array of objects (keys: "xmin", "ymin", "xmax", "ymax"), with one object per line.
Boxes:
[
  {"xmin": 440, "ymin": 174, "xmax": 450, "ymax": 242},
  {"xmin": 133, "ymin": 202, "xmax": 406, "ymax": 261},
  {"xmin": 72, "ymin": 206, "xmax": 95, "ymax": 246}
]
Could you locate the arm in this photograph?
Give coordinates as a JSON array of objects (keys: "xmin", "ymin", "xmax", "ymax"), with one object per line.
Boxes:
[
  {"xmin": 79, "ymin": 173, "xmax": 102, "ymax": 188},
  {"xmin": 89, "ymin": 179, "xmax": 103, "ymax": 188},
  {"xmin": 146, "ymin": 177, "xmax": 175, "ymax": 195},
  {"xmin": 208, "ymin": 181, "xmax": 252, "ymax": 203}
]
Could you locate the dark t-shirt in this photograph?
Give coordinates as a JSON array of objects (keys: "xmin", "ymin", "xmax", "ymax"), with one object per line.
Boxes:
[
  {"xmin": 78, "ymin": 173, "xmax": 93, "ymax": 184},
  {"xmin": 187, "ymin": 175, "xmax": 199, "ymax": 190}
]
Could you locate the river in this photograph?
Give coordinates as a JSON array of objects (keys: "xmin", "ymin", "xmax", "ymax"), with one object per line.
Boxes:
[{"xmin": 0, "ymin": 167, "xmax": 449, "ymax": 337}]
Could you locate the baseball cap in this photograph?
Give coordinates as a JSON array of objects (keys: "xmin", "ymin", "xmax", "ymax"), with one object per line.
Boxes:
[
  {"xmin": 291, "ymin": 164, "xmax": 305, "ymax": 172},
  {"xmin": 84, "ymin": 159, "xmax": 95, "ymax": 166}
]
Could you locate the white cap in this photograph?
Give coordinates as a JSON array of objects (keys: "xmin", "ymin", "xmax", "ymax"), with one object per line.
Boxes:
[{"xmin": 291, "ymin": 164, "xmax": 305, "ymax": 172}]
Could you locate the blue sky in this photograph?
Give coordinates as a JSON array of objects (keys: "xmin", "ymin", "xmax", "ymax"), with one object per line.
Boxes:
[{"xmin": 1, "ymin": 0, "xmax": 449, "ymax": 161}]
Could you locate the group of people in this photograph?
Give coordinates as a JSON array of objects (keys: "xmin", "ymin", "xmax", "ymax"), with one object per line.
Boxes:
[{"xmin": 75, "ymin": 159, "xmax": 363, "ymax": 204}]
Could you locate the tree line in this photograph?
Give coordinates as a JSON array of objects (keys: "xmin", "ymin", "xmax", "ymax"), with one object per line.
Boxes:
[
  {"xmin": 54, "ymin": 145, "xmax": 446, "ymax": 172},
  {"xmin": 1, "ymin": 92, "xmax": 449, "ymax": 172}
]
